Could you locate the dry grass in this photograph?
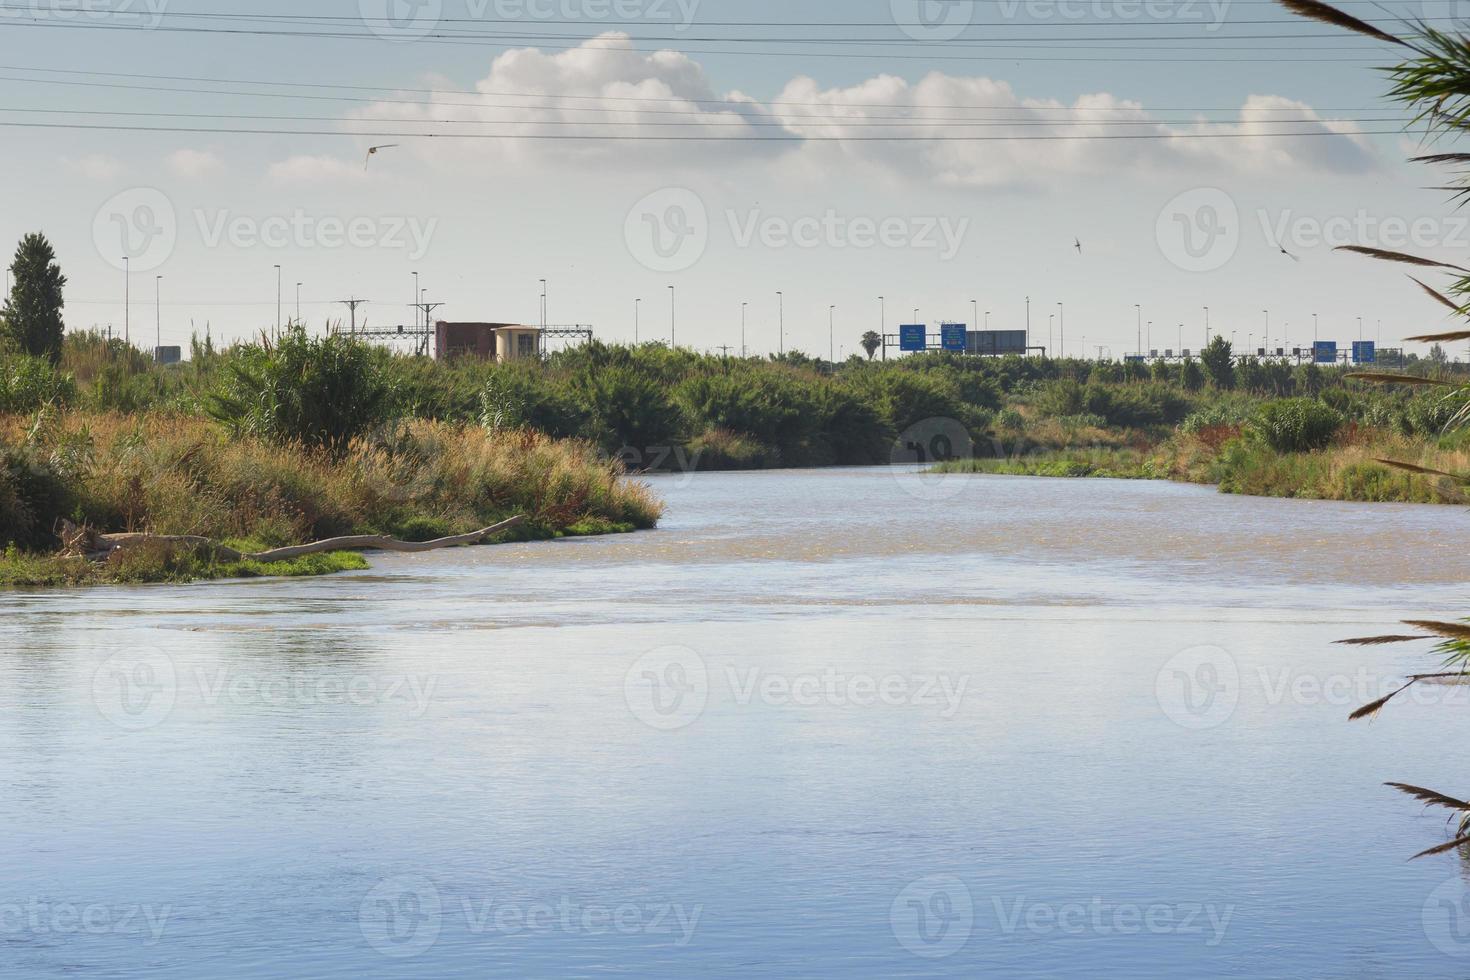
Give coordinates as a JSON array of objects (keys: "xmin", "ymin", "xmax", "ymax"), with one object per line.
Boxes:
[{"xmin": 1, "ymin": 411, "xmax": 664, "ymax": 553}]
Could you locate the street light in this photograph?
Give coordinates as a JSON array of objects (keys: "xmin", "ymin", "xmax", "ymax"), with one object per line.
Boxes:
[
  {"xmin": 412, "ymin": 271, "xmax": 419, "ymax": 332},
  {"xmin": 829, "ymin": 305, "xmax": 835, "ymax": 364},
  {"xmin": 1135, "ymin": 303, "xmax": 1142, "ymax": 357},
  {"xmin": 777, "ymin": 291, "xmax": 784, "ymax": 355},
  {"xmin": 878, "ymin": 295, "xmax": 885, "ymax": 361},
  {"xmin": 971, "ymin": 299, "xmax": 978, "ymax": 329},
  {"xmin": 985, "ymin": 310, "xmax": 990, "ymax": 330}
]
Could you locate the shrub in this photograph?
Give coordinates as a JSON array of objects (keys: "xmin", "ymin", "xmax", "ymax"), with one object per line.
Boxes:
[
  {"xmin": 206, "ymin": 328, "xmax": 393, "ymax": 455},
  {"xmin": 1252, "ymin": 398, "xmax": 1345, "ymax": 453},
  {"xmin": 0, "ymin": 354, "xmax": 75, "ymax": 413}
]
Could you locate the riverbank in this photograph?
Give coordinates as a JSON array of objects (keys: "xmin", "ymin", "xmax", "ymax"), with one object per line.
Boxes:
[
  {"xmin": 935, "ymin": 426, "xmax": 1463, "ymax": 503},
  {"xmin": 0, "ymin": 411, "xmax": 663, "ymax": 587}
]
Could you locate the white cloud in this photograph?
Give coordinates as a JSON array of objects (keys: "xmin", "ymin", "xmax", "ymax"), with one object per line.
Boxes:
[
  {"xmin": 267, "ymin": 154, "xmax": 370, "ymax": 183},
  {"xmin": 167, "ymin": 148, "xmax": 225, "ymax": 179},
  {"xmin": 61, "ymin": 154, "xmax": 123, "ymax": 181},
  {"xmin": 351, "ymin": 34, "xmax": 1375, "ymax": 186},
  {"xmin": 353, "ymin": 32, "xmax": 776, "ymax": 171}
]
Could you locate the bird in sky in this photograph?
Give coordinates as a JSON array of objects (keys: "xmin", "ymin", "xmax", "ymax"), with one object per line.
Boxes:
[
  {"xmin": 364, "ymin": 144, "xmax": 399, "ymax": 170},
  {"xmin": 1270, "ymin": 234, "xmax": 1300, "ymax": 262},
  {"xmin": 1074, "ymin": 238, "xmax": 1083, "ymax": 254}
]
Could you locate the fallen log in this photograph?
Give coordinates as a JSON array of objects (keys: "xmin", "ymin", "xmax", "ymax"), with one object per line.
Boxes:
[{"xmin": 59, "ymin": 516, "xmax": 527, "ymax": 564}]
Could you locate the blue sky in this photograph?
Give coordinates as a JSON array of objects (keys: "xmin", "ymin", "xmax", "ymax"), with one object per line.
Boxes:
[{"xmin": 0, "ymin": 0, "xmax": 1462, "ymax": 358}]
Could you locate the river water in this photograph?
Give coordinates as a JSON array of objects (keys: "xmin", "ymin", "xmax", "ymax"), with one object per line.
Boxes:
[{"xmin": 5, "ymin": 468, "xmax": 1470, "ymax": 978}]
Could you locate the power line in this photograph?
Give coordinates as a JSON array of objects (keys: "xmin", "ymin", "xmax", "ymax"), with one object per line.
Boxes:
[
  {"xmin": 0, "ymin": 119, "xmax": 1406, "ymax": 141},
  {"xmin": 0, "ymin": 65, "xmax": 1397, "ymax": 114},
  {"xmin": 0, "ymin": 105, "xmax": 1406, "ymax": 128}
]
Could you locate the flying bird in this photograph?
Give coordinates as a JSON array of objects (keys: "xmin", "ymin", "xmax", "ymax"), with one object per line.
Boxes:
[
  {"xmin": 364, "ymin": 144, "xmax": 399, "ymax": 170},
  {"xmin": 1074, "ymin": 238, "xmax": 1083, "ymax": 255},
  {"xmin": 1270, "ymin": 234, "xmax": 1300, "ymax": 262}
]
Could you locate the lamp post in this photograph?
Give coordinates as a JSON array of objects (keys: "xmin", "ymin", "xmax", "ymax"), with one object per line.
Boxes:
[
  {"xmin": 1135, "ymin": 303, "xmax": 1142, "ymax": 357},
  {"xmin": 1147, "ymin": 321, "xmax": 1152, "ymax": 355},
  {"xmin": 828, "ymin": 305, "xmax": 835, "ymax": 365},
  {"xmin": 1358, "ymin": 316, "xmax": 1364, "ymax": 341},
  {"xmin": 971, "ymin": 299, "xmax": 978, "ymax": 330},
  {"xmin": 777, "ymin": 291, "xmax": 784, "ymax": 355},
  {"xmin": 1048, "ymin": 314, "xmax": 1054, "ymax": 354},
  {"xmin": 412, "ymin": 271, "xmax": 419, "ymax": 332},
  {"xmin": 985, "ymin": 310, "xmax": 990, "ymax": 330},
  {"xmin": 878, "ymin": 295, "xmax": 885, "ymax": 361}
]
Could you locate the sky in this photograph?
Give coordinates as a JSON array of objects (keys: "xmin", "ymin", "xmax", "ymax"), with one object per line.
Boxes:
[{"xmin": 0, "ymin": 0, "xmax": 1465, "ymax": 359}]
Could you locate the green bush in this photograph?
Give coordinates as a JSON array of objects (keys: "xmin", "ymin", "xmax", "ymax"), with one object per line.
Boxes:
[
  {"xmin": 206, "ymin": 328, "xmax": 393, "ymax": 454},
  {"xmin": 1252, "ymin": 398, "xmax": 1345, "ymax": 453},
  {"xmin": 0, "ymin": 354, "xmax": 75, "ymax": 413}
]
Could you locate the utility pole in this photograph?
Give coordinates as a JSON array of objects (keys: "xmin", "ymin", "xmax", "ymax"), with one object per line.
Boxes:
[
  {"xmin": 339, "ymin": 298, "xmax": 368, "ymax": 336},
  {"xmin": 414, "ymin": 301, "xmax": 444, "ymax": 356}
]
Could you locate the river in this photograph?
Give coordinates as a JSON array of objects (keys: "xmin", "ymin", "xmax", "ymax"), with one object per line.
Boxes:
[{"xmin": 4, "ymin": 468, "xmax": 1470, "ymax": 978}]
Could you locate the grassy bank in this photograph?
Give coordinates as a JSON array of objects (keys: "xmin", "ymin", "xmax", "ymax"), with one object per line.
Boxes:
[
  {"xmin": 937, "ymin": 425, "xmax": 1469, "ymax": 504},
  {"xmin": 0, "ymin": 410, "xmax": 662, "ymax": 587}
]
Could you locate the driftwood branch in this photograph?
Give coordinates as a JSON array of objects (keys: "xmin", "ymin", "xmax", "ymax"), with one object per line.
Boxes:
[{"xmin": 59, "ymin": 516, "xmax": 527, "ymax": 564}]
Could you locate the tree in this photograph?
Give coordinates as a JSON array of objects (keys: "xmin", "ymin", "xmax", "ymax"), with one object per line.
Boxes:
[
  {"xmin": 2, "ymin": 234, "xmax": 66, "ymax": 363},
  {"xmin": 1179, "ymin": 357, "xmax": 1204, "ymax": 392},
  {"xmin": 1430, "ymin": 343, "xmax": 1448, "ymax": 365},
  {"xmin": 860, "ymin": 331, "xmax": 882, "ymax": 360},
  {"xmin": 1199, "ymin": 335, "xmax": 1235, "ymax": 390}
]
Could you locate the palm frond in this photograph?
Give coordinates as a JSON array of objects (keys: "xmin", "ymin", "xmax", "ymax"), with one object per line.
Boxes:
[
  {"xmin": 1346, "ymin": 372, "xmax": 1456, "ymax": 385},
  {"xmin": 1405, "ymin": 277, "xmax": 1465, "ymax": 314},
  {"xmin": 1275, "ymin": 0, "xmax": 1409, "ymax": 46},
  {"xmin": 1334, "ymin": 245, "xmax": 1470, "ymax": 274},
  {"xmin": 1386, "ymin": 782, "xmax": 1470, "ymax": 812},
  {"xmin": 1411, "ymin": 153, "xmax": 1470, "ymax": 164},
  {"xmin": 1374, "ymin": 458, "xmax": 1469, "ymax": 480},
  {"xmin": 1351, "ymin": 679, "xmax": 1419, "ymax": 720},
  {"xmin": 1411, "ymin": 834, "xmax": 1470, "ymax": 860},
  {"xmin": 1335, "ymin": 634, "xmax": 1432, "ymax": 645},
  {"xmin": 1406, "ymin": 329, "xmax": 1470, "ymax": 341},
  {"xmin": 1403, "ymin": 620, "xmax": 1470, "ymax": 640}
]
